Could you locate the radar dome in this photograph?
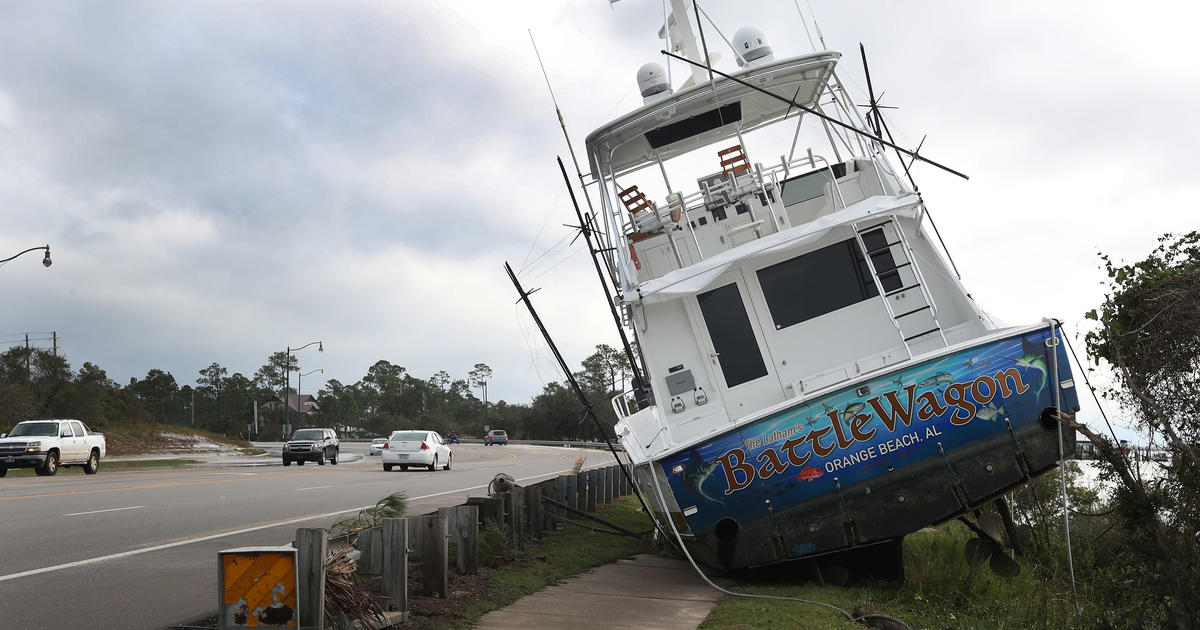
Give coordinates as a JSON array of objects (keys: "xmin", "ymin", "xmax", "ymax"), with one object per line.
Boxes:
[
  {"xmin": 637, "ymin": 62, "xmax": 671, "ymax": 104},
  {"xmin": 733, "ymin": 26, "xmax": 774, "ymax": 67}
]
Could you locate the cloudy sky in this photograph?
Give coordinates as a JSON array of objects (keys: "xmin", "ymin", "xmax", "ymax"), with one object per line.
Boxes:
[{"xmin": 1, "ymin": 1, "xmax": 1195, "ymax": 440}]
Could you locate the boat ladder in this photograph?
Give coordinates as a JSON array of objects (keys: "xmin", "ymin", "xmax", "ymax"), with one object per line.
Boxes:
[{"xmin": 852, "ymin": 216, "xmax": 948, "ymax": 357}]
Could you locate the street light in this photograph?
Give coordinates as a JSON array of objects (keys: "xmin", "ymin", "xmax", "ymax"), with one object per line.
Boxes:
[
  {"xmin": 282, "ymin": 340, "xmax": 322, "ymax": 438},
  {"xmin": 297, "ymin": 368, "xmax": 323, "ymax": 427},
  {"xmin": 1, "ymin": 244, "xmax": 52, "ymax": 268}
]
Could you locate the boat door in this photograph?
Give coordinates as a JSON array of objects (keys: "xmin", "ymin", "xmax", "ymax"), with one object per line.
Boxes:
[{"xmin": 690, "ymin": 270, "xmax": 783, "ymax": 420}]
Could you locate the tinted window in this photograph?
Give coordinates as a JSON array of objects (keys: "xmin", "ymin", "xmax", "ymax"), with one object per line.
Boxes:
[
  {"xmin": 390, "ymin": 431, "xmax": 428, "ymax": 442},
  {"xmin": 757, "ymin": 239, "xmax": 878, "ymax": 330},
  {"xmin": 780, "ymin": 163, "xmax": 847, "ymax": 206},
  {"xmin": 292, "ymin": 429, "xmax": 325, "ymax": 441},
  {"xmin": 697, "ymin": 283, "xmax": 769, "ymax": 387},
  {"xmin": 71, "ymin": 421, "xmax": 86, "ymax": 437},
  {"xmin": 9, "ymin": 422, "xmax": 58, "ymax": 437},
  {"xmin": 644, "ymin": 102, "xmax": 743, "ymax": 149}
]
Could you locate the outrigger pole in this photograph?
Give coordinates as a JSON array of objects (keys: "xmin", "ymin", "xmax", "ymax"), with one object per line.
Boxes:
[
  {"xmin": 557, "ymin": 156, "xmax": 648, "ymax": 398},
  {"xmin": 529, "ymin": 29, "xmax": 618, "ymax": 286},
  {"xmin": 660, "ymin": 49, "xmax": 970, "ymax": 181},
  {"xmin": 504, "ymin": 262, "xmax": 667, "ymax": 538},
  {"xmin": 858, "ymin": 44, "xmax": 963, "ymax": 280}
]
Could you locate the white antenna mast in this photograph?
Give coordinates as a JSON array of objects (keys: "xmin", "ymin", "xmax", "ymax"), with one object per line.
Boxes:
[
  {"xmin": 806, "ymin": 0, "xmax": 828, "ymax": 49},
  {"xmin": 793, "ymin": 0, "xmax": 818, "ymax": 52}
]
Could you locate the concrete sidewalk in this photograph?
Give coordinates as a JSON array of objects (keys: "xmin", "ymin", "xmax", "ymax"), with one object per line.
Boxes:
[{"xmin": 474, "ymin": 554, "xmax": 722, "ymax": 630}]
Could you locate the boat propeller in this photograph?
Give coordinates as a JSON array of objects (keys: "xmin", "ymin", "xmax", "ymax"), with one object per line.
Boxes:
[{"xmin": 959, "ymin": 510, "xmax": 1030, "ymax": 578}]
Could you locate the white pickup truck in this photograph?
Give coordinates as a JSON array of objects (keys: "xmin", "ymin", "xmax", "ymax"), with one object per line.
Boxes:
[{"xmin": 0, "ymin": 419, "xmax": 106, "ymax": 477}]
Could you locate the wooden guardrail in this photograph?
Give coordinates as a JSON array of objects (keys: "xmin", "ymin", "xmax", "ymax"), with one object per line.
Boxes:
[{"xmin": 221, "ymin": 463, "xmax": 634, "ymax": 630}]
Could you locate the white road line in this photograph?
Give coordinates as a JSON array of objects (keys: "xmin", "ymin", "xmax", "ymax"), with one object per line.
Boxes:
[
  {"xmin": 295, "ymin": 485, "xmax": 333, "ymax": 491},
  {"xmin": 210, "ymin": 472, "xmax": 257, "ymax": 476},
  {"xmin": 62, "ymin": 506, "xmax": 145, "ymax": 517},
  {"xmin": 0, "ymin": 470, "xmax": 565, "ymax": 584}
]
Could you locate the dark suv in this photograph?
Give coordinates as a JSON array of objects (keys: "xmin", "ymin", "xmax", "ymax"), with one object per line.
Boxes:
[
  {"xmin": 484, "ymin": 429, "xmax": 509, "ymax": 446},
  {"xmin": 283, "ymin": 428, "xmax": 339, "ymax": 466}
]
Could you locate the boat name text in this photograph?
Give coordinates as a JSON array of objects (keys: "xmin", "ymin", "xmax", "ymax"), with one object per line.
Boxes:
[{"xmin": 715, "ymin": 368, "xmax": 1029, "ymax": 494}]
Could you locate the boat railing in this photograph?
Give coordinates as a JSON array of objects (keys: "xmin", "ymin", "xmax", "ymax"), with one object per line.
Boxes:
[
  {"xmin": 619, "ymin": 149, "xmax": 901, "ymax": 279},
  {"xmin": 611, "ymin": 388, "xmax": 639, "ymax": 420}
]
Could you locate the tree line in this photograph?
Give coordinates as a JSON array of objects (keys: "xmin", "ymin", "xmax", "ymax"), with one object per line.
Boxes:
[{"xmin": 0, "ymin": 343, "xmax": 631, "ymax": 442}]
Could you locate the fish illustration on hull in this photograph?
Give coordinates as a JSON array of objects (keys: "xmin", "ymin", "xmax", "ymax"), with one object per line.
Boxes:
[
  {"xmin": 842, "ymin": 402, "xmax": 867, "ymax": 424},
  {"xmin": 917, "ymin": 371, "xmax": 954, "ymax": 388},
  {"xmin": 975, "ymin": 403, "xmax": 1006, "ymax": 421},
  {"xmin": 1006, "ymin": 354, "xmax": 1048, "ymax": 395},
  {"xmin": 682, "ymin": 454, "xmax": 726, "ymax": 505}
]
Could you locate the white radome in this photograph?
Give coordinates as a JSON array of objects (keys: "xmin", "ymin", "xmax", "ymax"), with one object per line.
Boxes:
[
  {"xmin": 637, "ymin": 62, "xmax": 671, "ymax": 104},
  {"xmin": 733, "ymin": 26, "xmax": 774, "ymax": 67}
]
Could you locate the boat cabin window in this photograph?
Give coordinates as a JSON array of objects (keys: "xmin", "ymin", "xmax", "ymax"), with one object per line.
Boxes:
[
  {"xmin": 696, "ymin": 283, "xmax": 769, "ymax": 388},
  {"xmin": 756, "ymin": 238, "xmax": 878, "ymax": 330},
  {"xmin": 780, "ymin": 162, "xmax": 847, "ymax": 206}
]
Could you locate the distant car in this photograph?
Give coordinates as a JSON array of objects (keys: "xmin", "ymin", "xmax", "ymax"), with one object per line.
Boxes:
[
  {"xmin": 447, "ymin": 431, "xmax": 461, "ymax": 444},
  {"xmin": 484, "ymin": 429, "xmax": 508, "ymax": 446},
  {"xmin": 369, "ymin": 438, "xmax": 387, "ymax": 455},
  {"xmin": 382, "ymin": 430, "xmax": 452, "ymax": 472},
  {"xmin": 282, "ymin": 428, "xmax": 339, "ymax": 466}
]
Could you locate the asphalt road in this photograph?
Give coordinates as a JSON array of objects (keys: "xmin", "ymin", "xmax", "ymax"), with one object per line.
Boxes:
[{"xmin": 0, "ymin": 442, "xmax": 596, "ymax": 629}]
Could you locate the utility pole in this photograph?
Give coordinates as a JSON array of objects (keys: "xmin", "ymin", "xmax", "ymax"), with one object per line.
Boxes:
[
  {"xmin": 25, "ymin": 333, "xmax": 30, "ymax": 381},
  {"xmin": 52, "ymin": 331, "xmax": 57, "ymax": 357}
]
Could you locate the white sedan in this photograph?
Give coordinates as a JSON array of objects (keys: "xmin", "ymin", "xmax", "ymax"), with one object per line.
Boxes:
[
  {"xmin": 381, "ymin": 430, "xmax": 452, "ymax": 472},
  {"xmin": 369, "ymin": 438, "xmax": 387, "ymax": 456}
]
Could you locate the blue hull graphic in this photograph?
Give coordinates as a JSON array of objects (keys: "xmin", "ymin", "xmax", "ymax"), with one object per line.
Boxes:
[{"xmin": 660, "ymin": 325, "xmax": 1079, "ymax": 547}]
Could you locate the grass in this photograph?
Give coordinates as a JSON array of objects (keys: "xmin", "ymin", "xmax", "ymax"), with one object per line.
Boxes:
[
  {"xmin": 2, "ymin": 458, "xmax": 202, "ymax": 477},
  {"xmin": 408, "ymin": 496, "xmax": 656, "ymax": 629},
  {"xmin": 699, "ymin": 521, "xmax": 1090, "ymax": 630}
]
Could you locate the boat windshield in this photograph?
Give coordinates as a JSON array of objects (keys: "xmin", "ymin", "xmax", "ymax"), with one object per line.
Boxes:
[{"xmin": 8, "ymin": 422, "xmax": 60, "ymax": 437}]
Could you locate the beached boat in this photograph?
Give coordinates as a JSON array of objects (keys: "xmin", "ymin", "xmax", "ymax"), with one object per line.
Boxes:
[{"xmin": 572, "ymin": 2, "xmax": 1081, "ymax": 573}]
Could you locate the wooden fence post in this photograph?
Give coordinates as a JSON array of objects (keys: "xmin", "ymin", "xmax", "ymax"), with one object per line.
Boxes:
[
  {"xmin": 525, "ymin": 485, "xmax": 543, "ymax": 540},
  {"xmin": 539, "ymin": 480, "xmax": 556, "ymax": 531},
  {"xmin": 576, "ymin": 471, "xmax": 588, "ymax": 512},
  {"xmin": 606, "ymin": 466, "xmax": 616, "ymax": 503},
  {"xmin": 295, "ymin": 527, "xmax": 326, "ymax": 630},
  {"xmin": 587, "ymin": 469, "xmax": 598, "ymax": 512},
  {"xmin": 414, "ymin": 515, "xmax": 448, "ymax": 598},
  {"xmin": 506, "ymin": 490, "xmax": 525, "ymax": 549},
  {"xmin": 598, "ymin": 465, "xmax": 608, "ymax": 505},
  {"xmin": 381, "ymin": 518, "xmax": 408, "ymax": 617},
  {"xmin": 438, "ymin": 505, "xmax": 479, "ymax": 575},
  {"xmin": 357, "ymin": 526, "xmax": 382, "ymax": 576},
  {"xmin": 565, "ymin": 473, "xmax": 578, "ymax": 512},
  {"xmin": 466, "ymin": 496, "xmax": 504, "ymax": 531}
]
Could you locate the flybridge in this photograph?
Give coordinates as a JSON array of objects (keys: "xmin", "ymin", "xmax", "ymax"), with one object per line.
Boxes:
[{"xmin": 585, "ymin": 51, "xmax": 839, "ymax": 178}]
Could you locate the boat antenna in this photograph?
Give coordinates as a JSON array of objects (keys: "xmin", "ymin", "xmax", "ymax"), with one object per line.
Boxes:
[
  {"xmin": 528, "ymin": 30, "xmax": 604, "ymax": 238},
  {"xmin": 661, "ymin": 49, "xmax": 970, "ymax": 180},
  {"xmin": 859, "ymin": 44, "xmax": 883, "ymax": 138},
  {"xmin": 691, "ymin": 0, "xmax": 716, "ymax": 89},
  {"xmin": 504, "ymin": 261, "xmax": 667, "ymax": 539},
  {"xmin": 792, "ymin": 0, "xmax": 819, "ymax": 52},
  {"xmin": 859, "ymin": 44, "xmax": 965, "ymax": 279},
  {"xmin": 808, "ymin": 0, "xmax": 828, "ymax": 49},
  {"xmin": 691, "ymin": 1, "xmax": 747, "ymax": 66},
  {"xmin": 557, "ymin": 156, "xmax": 647, "ymax": 397}
]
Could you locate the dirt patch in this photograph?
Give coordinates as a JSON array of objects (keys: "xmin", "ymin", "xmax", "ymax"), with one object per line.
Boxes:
[{"xmin": 104, "ymin": 426, "xmax": 250, "ymax": 457}]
